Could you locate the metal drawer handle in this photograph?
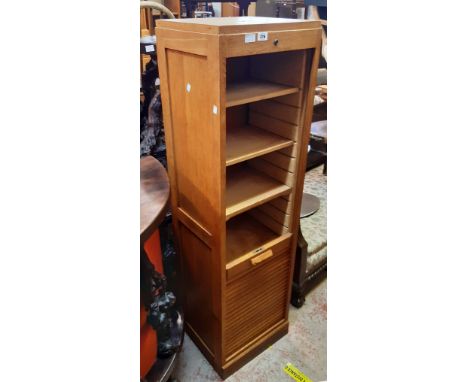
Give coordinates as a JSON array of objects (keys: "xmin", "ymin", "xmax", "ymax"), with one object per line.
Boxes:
[{"xmin": 251, "ymin": 249, "xmax": 274, "ymax": 265}]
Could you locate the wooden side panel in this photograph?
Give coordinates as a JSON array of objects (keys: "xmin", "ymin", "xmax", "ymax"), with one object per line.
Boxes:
[
  {"xmin": 156, "ymin": 19, "xmax": 322, "ymax": 378},
  {"xmin": 165, "ymin": 49, "xmax": 221, "ymax": 232},
  {"xmin": 225, "ymin": 251, "xmax": 290, "ymax": 360},
  {"xmin": 179, "ymin": 224, "xmax": 217, "ymax": 355},
  {"xmin": 281, "ymin": 47, "xmax": 319, "ymax": 323}
]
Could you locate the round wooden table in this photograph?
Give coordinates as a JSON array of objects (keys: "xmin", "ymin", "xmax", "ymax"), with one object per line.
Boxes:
[
  {"xmin": 140, "ymin": 156, "xmax": 170, "ymax": 242},
  {"xmin": 141, "ymin": 156, "xmax": 177, "ymax": 382}
]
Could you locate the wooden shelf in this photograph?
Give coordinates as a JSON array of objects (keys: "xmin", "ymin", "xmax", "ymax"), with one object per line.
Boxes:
[
  {"xmin": 226, "ymin": 213, "xmax": 277, "ymax": 264},
  {"xmin": 226, "ymin": 166, "xmax": 291, "ymax": 220},
  {"xmin": 226, "ymin": 125, "xmax": 294, "ymax": 166},
  {"xmin": 226, "ymin": 80, "xmax": 299, "ymax": 108}
]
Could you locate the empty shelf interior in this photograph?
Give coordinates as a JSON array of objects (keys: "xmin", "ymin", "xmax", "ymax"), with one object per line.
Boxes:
[
  {"xmin": 226, "ymin": 50, "xmax": 307, "ymax": 108},
  {"xmin": 226, "ymin": 213, "xmax": 278, "ymax": 264},
  {"xmin": 226, "ymin": 80, "xmax": 299, "ymax": 108},
  {"xmin": 226, "ymin": 125, "xmax": 294, "ymax": 166},
  {"xmin": 226, "ymin": 164, "xmax": 291, "ymax": 220}
]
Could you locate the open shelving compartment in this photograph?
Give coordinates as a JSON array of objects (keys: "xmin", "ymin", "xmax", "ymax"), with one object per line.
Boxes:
[
  {"xmin": 155, "ymin": 16, "xmax": 322, "ymax": 377},
  {"xmin": 224, "ymin": 49, "xmax": 308, "ymax": 270}
]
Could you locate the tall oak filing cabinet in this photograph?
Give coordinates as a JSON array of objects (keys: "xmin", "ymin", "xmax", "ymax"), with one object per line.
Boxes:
[{"xmin": 156, "ymin": 17, "xmax": 322, "ymax": 378}]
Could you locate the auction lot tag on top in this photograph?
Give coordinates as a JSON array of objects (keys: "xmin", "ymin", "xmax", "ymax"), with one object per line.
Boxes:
[{"xmin": 283, "ymin": 362, "xmax": 313, "ymax": 382}]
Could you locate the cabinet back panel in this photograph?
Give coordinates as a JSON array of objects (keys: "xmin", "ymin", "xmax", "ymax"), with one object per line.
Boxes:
[
  {"xmin": 249, "ymin": 50, "xmax": 307, "ymax": 88},
  {"xmin": 269, "ymin": 195, "xmax": 293, "ymax": 214},
  {"xmin": 249, "ymin": 111, "xmax": 298, "ymax": 141},
  {"xmin": 278, "ymin": 145, "xmax": 298, "ymax": 158},
  {"xmin": 250, "ymin": 99, "xmax": 301, "ymax": 125},
  {"xmin": 272, "ymin": 91, "xmax": 304, "ymax": 108},
  {"xmin": 261, "ymin": 151, "xmax": 297, "ymax": 172},
  {"xmin": 257, "ymin": 201, "xmax": 291, "ymax": 228},
  {"xmin": 166, "ymin": 49, "xmax": 222, "ymax": 232},
  {"xmin": 226, "ymin": 104, "xmax": 248, "ymax": 130},
  {"xmin": 248, "ymin": 157, "xmax": 294, "ymax": 187},
  {"xmin": 226, "ymin": 56, "xmax": 249, "ymax": 83},
  {"xmin": 248, "ymin": 208, "xmax": 289, "ymax": 235}
]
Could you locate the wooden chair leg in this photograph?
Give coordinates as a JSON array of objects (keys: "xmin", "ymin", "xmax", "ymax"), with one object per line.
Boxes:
[{"xmin": 291, "ymin": 286, "xmax": 306, "ymax": 308}]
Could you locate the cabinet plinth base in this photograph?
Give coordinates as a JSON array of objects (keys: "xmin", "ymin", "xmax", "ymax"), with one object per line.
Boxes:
[
  {"xmin": 185, "ymin": 319, "xmax": 289, "ymax": 379},
  {"xmin": 220, "ymin": 320, "xmax": 289, "ymax": 379}
]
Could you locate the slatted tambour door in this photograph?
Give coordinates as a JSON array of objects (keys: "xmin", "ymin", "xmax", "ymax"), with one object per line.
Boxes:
[
  {"xmin": 156, "ymin": 17, "xmax": 322, "ymax": 378},
  {"xmin": 225, "ymin": 251, "xmax": 290, "ymax": 359}
]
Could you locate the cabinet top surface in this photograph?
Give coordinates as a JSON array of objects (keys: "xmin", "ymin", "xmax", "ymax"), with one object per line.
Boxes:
[{"xmin": 156, "ymin": 16, "xmax": 320, "ymax": 34}]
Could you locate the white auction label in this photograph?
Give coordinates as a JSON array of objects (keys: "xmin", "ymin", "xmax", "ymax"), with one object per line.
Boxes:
[
  {"xmin": 145, "ymin": 45, "xmax": 155, "ymax": 52},
  {"xmin": 257, "ymin": 32, "xmax": 268, "ymax": 41},
  {"xmin": 244, "ymin": 33, "xmax": 256, "ymax": 43}
]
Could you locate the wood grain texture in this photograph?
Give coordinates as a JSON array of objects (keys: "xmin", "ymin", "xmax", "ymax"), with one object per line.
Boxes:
[
  {"xmin": 248, "ymin": 157, "xmax": 295, "ymax": 187},
  {"xmin": 156, "ymin": 26, "xmax": 225, "ymax": 365},
  {"xmin": 248, "ymin": 208, "xmax": 290, "ymax": 235},
  {"xmin": 157, "ymin": 16, "xmax": 319, "ymax": 34},
  {"xmin": 226, "ymin": 223, "xmax": 291, "ymax": 281},
  {"xmin": 179, "ymin": 224, "xmax": 217, "ymax": 354},
  {"xmin": 226, "ymin": 165, "xmax": 291, "ymax": 220},
  {"xmin": 226, "ymin": 213, "xmax": 277, "ymax": 263},
  {"xmin": 226, "ymin": 80, "xmax": 299, "ymax": 107},
  {"xmin": 257, "ymin": 201, "xmax": 291, "ymax": 227},
  {"xmin": 165, "ymin": 49, "xmax": 220, "ymax": 231},
  {"xmin": 221, "ymin": 321, "xmax": 288, "ymax": 378},
  {"xmin": 140, "ymin": 156, "xmax": 170, "ymax": 242},
  {"xmin": 223, "ymin": 29, "xmax": 318, "ymax": 58},
  {"xmin": 156, "ymin": 16, "xmax": 321, "ymax": 379},
  {"xmin": 225, "ymin": 251, "xmax": 290, "ymax": 357},
  {"xmin": 249, "ymin": 50, "xmax": 307, "ymax": 88},
  {"xmin": 226, "ymin": 125, "xmax": 293, "ymax": 166},
  {"xmin": 250, "ymin": 99, "xmax": 301, "ymax": 125},
  {"xmin": 249, "ymin": 111, "xmax": 299, "ymax": 141}
]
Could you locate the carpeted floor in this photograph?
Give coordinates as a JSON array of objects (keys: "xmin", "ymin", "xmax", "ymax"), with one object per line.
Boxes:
[{"xmin": 172, "ymin": 277, "xmax": 327, "ymax": 382}]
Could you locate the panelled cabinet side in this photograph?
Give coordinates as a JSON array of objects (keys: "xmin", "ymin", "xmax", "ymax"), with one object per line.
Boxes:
[
  {"xmin": 156, "ymin": 18, "xmax": 323, "ymax": 379},
  {"xmin": 155, "ymin": 26, "xmax": 225, "ymax": 366},
  {"xmin": 283, "ymin": 34, "xmax": 322, "ymax": 322}
]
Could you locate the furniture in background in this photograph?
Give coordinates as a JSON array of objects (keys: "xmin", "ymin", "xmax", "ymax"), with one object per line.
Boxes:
[
  {"xmin": 291, "ymin": 87, "xmax": 327, "ymax": 308},
  {"xmin": 255, "ymin": 0, "xmax": 278, "ymax": 17},
  {"xmin": 183, "ymin": 0, "xmax": 255, "ymax": 17},
  {"xmin": 306, "ymin": 87, "xmax": 326, "ymax": 172},
  {"xmin": 140, "ymin": 2, "xmax": 176, "ymax": 89},
  {"xmin": 156, "ymin": 17, "xmax": 321, "ymax": 379},
  {"xmin": 275, "ymin": 0, "xmax": 305, "ymax": 19},
  {"xmin": 141, "ymin": 156, "xmax": 183, "ymax": 382},
  {"xmin": 306, "ymin": 0, "xmax": 326, "ymax": 84},
  {"xmin": 291, "ymin": 2, "xmax": 327, "ymax": 302},
  {"xmin": 291, "ymin": 164, "xmax": 327, "ymax": 308}
]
